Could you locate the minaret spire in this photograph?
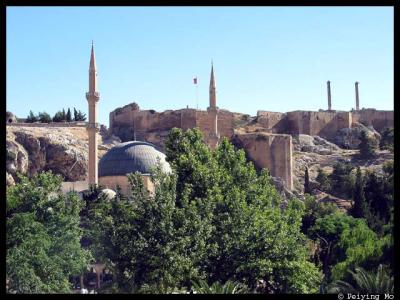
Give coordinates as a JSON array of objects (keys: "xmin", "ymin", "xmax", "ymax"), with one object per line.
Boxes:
[
  {"xmin": 86, "ymin": 42, "xmax": 100, "ymax": 186},
  {"xmin": 207, "ymin": 61, "xmax": 219, "ymax": 149},
  {"xmin": 209, "ymin": 61, "xmax": 216, "ymax": 109}
]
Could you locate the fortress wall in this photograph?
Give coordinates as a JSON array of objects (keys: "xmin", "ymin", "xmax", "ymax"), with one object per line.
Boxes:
[
  {"xmin": 256, "ymin": 111, "xmax": 287, "ymax": 133},
  {"xmin": 195, "ymin": 111, "xmax": 213, "ymax": 135},
  {"xmin": 217, "ymin": 110, "xmax": 235, "ymax": 138},
  {"xmin": 351, "ymin": 110, "xmax": 394, "ymax": 132},
  {"xmin": 233, "ymin": 133, "xmax": 293, "ymax": 190},
  {"xmin": 285, "ymin": 111, "xmax": 351, "ymax": 139},
  {"xmin": 180, "ymin": 109, "xmax": 197, "ymax": 130}
]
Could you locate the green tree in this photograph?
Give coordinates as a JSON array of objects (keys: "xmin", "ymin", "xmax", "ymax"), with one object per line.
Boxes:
[
  {"xmin": 330, "ymin": 219, "xmax": 384, "ymax": 281},
  {"xmin": 349, "ymin": 167, "xmax": 368, "ymax": 219},
  {"xmin": 6, "ymin": 172, "xmax": 91, "ymax": 293},
  {"xmin": 165, "ymin": 129, "xmax": 321, "ymax": 293},
  {"xmin": 73, "ymin": 107, "xmax": 78, "ymax": 121},
  {"xmin": 52, "ymin": 111, "xmax": 64, "ymax": 122},
  {"xmin": 66, "ymin": 108, "xmax": 72, "ymax": 122},
  {"xmin": 304, "ymin": 166, "xmax": 311, "ymax": 194},
  {"xmin": 379, "ymin": 127, "xmax": 393, "ymax": 152},
  {"xmin": 329, "ymin": 161, "xmax": 355, "ymax": 198},
  {"xmin": 328, "ymin": 265, "xmax": 393, "ymax": 294},
  {"xmin": 359, "ymin": 130, "xmax": 376, "ymax": 158},
  {"xmin": 26, "ymin": 110, "xmax": 38, "ymax": 123},
  {"xmin": 301, "ymin": 194, "xmax": 338, "ymax": 235},
  {"xmin": 315, "ymin": 168, "xmax": 331, "ymax": 192},
  {"xmin": 38, "ymin": 112, "xmax": 52, "ymax": 123},
  {"xmin": 62, "ymin": 108, "xmax": 66, "ymax": 121},
  {"xmin": 191, "ymin": 279, "xmax": 249, "ymax": 294},
  {"xmin": 74, "ymin": 109, "xmax": 87, "ymax": 121},
  {"xmin": 309, "ymin": 212, "xmax": 384, "ymax": 282}
]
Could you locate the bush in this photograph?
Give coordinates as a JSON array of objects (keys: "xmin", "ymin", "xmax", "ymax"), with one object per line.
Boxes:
[
  {"xmin": 359, "ymin": 130, "xmax": 376, "ymax": 158},
  {"xmin": 379, "ymin": 127, "xmax": 393, "ymax": 152},
  {"xmin": 26, "ymin": 111, "xmax": 38, "ymax": 123},
  {"xmin": 38, "ymin": 112, "xmax": 52, "ymax": 123}
]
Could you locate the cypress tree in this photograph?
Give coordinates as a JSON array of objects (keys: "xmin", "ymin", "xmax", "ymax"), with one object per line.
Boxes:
[
  {"xmin": 66, "ymin": 108, "xmax": 72, "ymax": 122},
  {"xmin": 304, "ymin": 166, "xmax": 311, "ymax": 194},
  {"xmin": 350, "ymin": 167, "xmax": 368, "ymax": 218}
]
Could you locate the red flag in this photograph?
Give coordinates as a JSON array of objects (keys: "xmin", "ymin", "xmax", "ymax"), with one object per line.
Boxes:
[{"xmin": 193, "ymin": 77, "xmax": 197, "ymax": 84}]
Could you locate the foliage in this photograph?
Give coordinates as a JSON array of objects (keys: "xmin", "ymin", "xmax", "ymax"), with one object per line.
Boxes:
[
  {"xmin": 6, "ymin": 172, "xmax": 91, "ymax": 293},
  {"xmin": 52, "ymin": 111, "xmax": 65, "ymax": 122},
  {"xmin": 165, "ymin": 128, "xmax": 322, "ymax": 293},
  {"xmin": 52, "ymin": 107, "xmax": 86, "ymax": 122},
  {"xmin": 301, "ymin": 194, "xmax": 338, "ymax": 235},
  {"xmin": 315, "ymin": 168, "xmax": 331, "ymax": 192},
  {"xmin": 191, "ymin": 279, "xmax": 249, "ymax": 294},
  {"xmin": 328, "ymin": 161, "xmax": 355, "ymax": 198},
  {"xmin": 38, "ymin": 112, "xmax": 52, "ymax": 123},
  {"xmin": 304, "ymin": 166, "xmax": 311, "ymax": 194},
  {"xmin": 309, "ymin": 213, "xmax": 384, "ymax": 282},
  {"xmin": 26, "ymin": 110, "xmax": 38, "ymax": 123},
  {"xmin": 349, "ymin": 167, "xmax": 368, "ymax": 219},
  {"xmin": 379, "ymin": 127, "xmax": 393, "ymax": 152},
  {"xmin": 86, "ymin": 128, "xmax": 321, "ymax": 293},
  {"xmin": 358, "ymin": 130, "xmax": 376, "ymax": 158},
  {"xmin": 331, "ymin": 218, "xmax": 384, "ymax": 281},
  {"xmin": 66, "ymin": 108, "xmax": 72, "ymax": 122},
  {"xmin": 328, "ymin": 264, "xmax": 393, "ymax": 294},
  {"xmin": 74, "ymin": 107, "xmax": 87, "ymax": 121}
]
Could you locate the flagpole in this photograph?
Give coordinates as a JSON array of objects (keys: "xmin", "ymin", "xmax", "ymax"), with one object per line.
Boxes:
[{"xmin": 196, "ymin": 80, "xmax": 199, "ymax": 110}]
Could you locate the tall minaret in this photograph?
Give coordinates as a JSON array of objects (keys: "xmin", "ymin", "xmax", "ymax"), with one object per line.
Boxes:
[
  {"xmin": 209, "ymin": 62, "xmax": 217, "ymax": 109},
  {"xmin": 86, "ymin": 41, "xmax": 100, "ymax": 185},
  {"xmin": 327, "ymin": 80, "xmax": 332, "ymax": 111},
  {"xmin": 207, "ymin": 61, "xmax": 219, "ymax": 149},
  {"xmin": 355, "ymin": 81, "xmax": 360, "ymax": 111}
]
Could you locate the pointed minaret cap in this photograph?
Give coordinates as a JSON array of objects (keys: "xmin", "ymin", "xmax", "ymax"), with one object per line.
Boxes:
[
  {"xmin": 210, "ymin": 60, "xmax": 216, "ymax": 88},
  {"xmin": 89, "ymin": 41, "xmax": 97, "ymax": 71}
]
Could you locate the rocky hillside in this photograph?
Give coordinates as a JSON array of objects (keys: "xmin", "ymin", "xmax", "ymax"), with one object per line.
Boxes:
[{"xmin": 6, "ymin": 125, "xmax": 120, "ymax": 186}]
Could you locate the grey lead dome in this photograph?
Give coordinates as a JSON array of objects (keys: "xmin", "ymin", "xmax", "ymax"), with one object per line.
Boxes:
[{"xmin": 98, "ymin": 141, "xmax": 171, "ymax": 177}]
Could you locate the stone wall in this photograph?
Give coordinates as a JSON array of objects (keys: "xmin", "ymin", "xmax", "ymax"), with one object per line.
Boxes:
[
  {"xmin": 351, "ymin": 109, "xmax": 393, "ymax": 132},
  {"xmin": 99, "ymin": 174, "xmax": 154, "ymax": 196},
  {"xmin": 285, "ymin": 111, "xmax": 352, "ymax": 140},
  {"xmin": 109, "ymin": 104, "xmax": 235, "ymax": 148},
  {"xmin": 256, "ymin": 111, "xmax": 287, "ymax": 133},
  {"xmin": 233, "ymin": 132, "xmax": 293, "ymax": 190}
]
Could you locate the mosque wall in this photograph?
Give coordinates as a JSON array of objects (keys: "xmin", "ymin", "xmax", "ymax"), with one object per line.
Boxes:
[{"xmin": 99, "ymin": 175, "xmax": 155, "ymax": 196}]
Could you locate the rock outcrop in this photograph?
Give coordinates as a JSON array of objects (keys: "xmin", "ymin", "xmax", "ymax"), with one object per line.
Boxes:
[
  {"xmin": 334, "ymin": 122, "xmax": 381, "ymax": 149},
  {"xmin": 6, "ymin": 126, "xmax": 89, "ymax": 185},
  {"xmin": 292, "ymin": 134, "xmax": 341, "ymax": 155}
]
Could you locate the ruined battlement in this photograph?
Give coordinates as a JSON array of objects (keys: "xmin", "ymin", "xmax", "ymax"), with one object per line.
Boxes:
[{"xmin": 109, "ymin": 103, "xmax": 235, "ymax": 144}]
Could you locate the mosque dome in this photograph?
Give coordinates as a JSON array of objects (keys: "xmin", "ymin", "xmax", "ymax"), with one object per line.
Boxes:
[{"xmin": 98, "ymin": 141, "xmax": 171, "ymax": 177}]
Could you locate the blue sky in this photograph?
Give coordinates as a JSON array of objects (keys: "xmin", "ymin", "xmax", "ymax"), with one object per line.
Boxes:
[{"xmin": 7, "ymin": 7, "xmax": 393, "ymax": 126}]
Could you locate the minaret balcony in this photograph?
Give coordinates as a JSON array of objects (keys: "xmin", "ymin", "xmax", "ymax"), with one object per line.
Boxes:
[{"xmin": 86, "ymin": 92, "xmax": 100, "ymax": 100}]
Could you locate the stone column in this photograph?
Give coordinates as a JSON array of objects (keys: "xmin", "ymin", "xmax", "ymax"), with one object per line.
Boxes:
[
  {"xmin": 355, "ymin": 81, "xmax": 360, "ymax": 110},
  {"xmin": 327, "ymin": 81, "xmax": 332, "ymax": 111}
]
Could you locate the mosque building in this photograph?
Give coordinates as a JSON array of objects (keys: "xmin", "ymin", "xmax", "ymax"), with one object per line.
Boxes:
[{"xmin": 86, "ymin": 43, "xmax": 171, "ymax": 196}]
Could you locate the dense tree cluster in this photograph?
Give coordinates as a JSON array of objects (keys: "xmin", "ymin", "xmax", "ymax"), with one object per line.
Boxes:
[
  {"xmin": 25, "ymin": 108, "xmax": 86, "ymax": 123},
  {"xmin": 6, "ymin": 172, "xmax": 90, "ymax": 293},
  {"xmin": 6, "ymin": 128, "xmax": 394, "ymax": 294}
]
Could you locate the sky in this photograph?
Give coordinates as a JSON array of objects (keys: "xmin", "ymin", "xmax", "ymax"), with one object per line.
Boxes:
[{"xmin": 7, "ymin": 7, "xmax": 394, "ymax": 127}]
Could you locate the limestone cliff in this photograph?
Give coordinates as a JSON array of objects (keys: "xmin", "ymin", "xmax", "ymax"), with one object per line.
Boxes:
[{"xmin": 6, "ymin": 125, "xmax": 121, "ymax": 186}]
